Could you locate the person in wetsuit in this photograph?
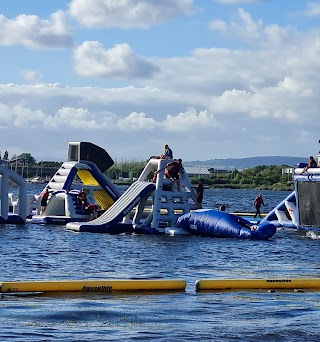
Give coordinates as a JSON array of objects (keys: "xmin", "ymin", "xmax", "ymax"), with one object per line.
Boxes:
[{"xmin": 253, "ymin": 193, "xmax": 265, "ymax": 219}]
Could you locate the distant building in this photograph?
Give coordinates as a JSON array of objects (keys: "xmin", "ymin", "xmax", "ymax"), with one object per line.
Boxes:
[
  {"xmin": 208, "ymin": 167, "xmax": 234, "ymax": 175},
  {"xmin": 282, "ymin": 168, "xmax": 294, "ymax": 175},
  {"xmin": 184, "ymin": 166, "xmax": 211, "ymax": 177},
  {"xmin": 282, "ymin": 167, "xmax": 294, "ymax": 182}
]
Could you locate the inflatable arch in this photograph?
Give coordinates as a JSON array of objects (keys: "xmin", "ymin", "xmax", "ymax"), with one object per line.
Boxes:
[{"xmin": 0, "ymin": 164, "xmax": 28, "ymax": 223}]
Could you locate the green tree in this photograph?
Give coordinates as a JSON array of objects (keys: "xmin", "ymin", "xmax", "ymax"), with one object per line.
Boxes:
[{"xmin": 16, "ymin": 153, "xmax": 36, "ymax": 165}]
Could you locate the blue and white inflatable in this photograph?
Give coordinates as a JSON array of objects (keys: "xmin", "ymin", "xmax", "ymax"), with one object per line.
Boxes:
[{"xmin": 177, "ymin": 209, "xmax": 277, "ymax": 240}]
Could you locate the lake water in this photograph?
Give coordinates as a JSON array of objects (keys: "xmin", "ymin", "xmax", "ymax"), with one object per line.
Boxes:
[{"xmin": 1, "ymin": 185, "xmax": 320, "ymax": 341}]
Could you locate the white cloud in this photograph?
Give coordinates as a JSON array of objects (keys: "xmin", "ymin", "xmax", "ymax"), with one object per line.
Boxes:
[
  {"xmin": 208, "ymin": 76, "xmax": 311, "ymax": 123},
  {"xmin": 2, "ymin": 6, "xmax": 320, "ymax": 160},
  {"xmin": 0, "ymin": 86, "xmax": 219, "ymax": 132},
  {"xmin": 0, "ymin": 11, "xmax": 72, "ymax": 48},
  {"xmin": 305, "ymin": 2, "xmax": 320, "ymax": 16},
  {"xmin": 117, "ymin": 112, "xmax": 160, "ymax": 130},
  {"xmin": 68, "ymin": 0, "xmax": 195, "ymax": 28},
  {"xmin": 21, "ymin": 69, "xmax": 43, "ymax": 83},
  {"xmin": 0, "ymin": 102, "xmax": 46, "ymax": 127},
  {"xmin": 45, "ymin": 107, "xmax": 113, "ymax": 129},
  {"xmin": 209, "ymin": 9, "xmax": 293, "ymax": 47},
  {"xmin": 74, "ymin": 41, "xmax": 159, "ymax": 79},
  {"xmin": 209, "ymin": 19, "xmax": 227, "ymax": 32},
  {"xmin": 164, "ymin": 108, "xmax": 219, "ymax": 132}
]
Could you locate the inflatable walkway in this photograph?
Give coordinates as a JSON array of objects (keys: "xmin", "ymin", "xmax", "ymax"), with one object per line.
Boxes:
[{"xmin": 66, "ymin": 181, "xmax": 156, "ymax": 233}]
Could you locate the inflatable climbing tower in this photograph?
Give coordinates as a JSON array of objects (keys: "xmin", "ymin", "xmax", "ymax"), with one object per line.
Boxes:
[{"xmin": 130, "ymin": 158, "xmax": 198, "ymax": 233}]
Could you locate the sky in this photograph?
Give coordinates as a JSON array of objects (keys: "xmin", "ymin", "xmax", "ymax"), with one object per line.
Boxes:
[{"xmin": 1, "ymin": 0, "xmax": 320, "ymax": 163}]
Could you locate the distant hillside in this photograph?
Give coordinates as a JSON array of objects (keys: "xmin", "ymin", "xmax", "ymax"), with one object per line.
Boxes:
[{"xmin": 184, "ymin": 156, "xmax": 306, "ymax": 169}]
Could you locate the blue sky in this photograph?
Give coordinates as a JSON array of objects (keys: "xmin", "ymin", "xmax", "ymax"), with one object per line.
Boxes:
[{"xmin": 1, "ymin": 0, "xmax": 320, "ymax": 163}]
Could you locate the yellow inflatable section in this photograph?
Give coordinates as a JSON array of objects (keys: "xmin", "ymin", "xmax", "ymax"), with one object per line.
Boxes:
[
  {"xmin": 195, "ymin": 278, "xmax": 320, "ymax": 291},
  {"xmin": 76, "ymin": 169, "xmax": 115, "ymax": 210},
  {"xmin": 0, "ymin": 279, "xmax": 186, "ymax": 293}
]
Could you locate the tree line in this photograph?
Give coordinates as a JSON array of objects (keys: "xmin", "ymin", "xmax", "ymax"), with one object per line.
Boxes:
[
  {"xmin": 199, "ymin": 165, "xmax": 293, "ymax": 191},
  {"xmin": 0, "ymin": 151, "xmax": 62, "ymax": 168},
  {"xmin": 106, "ymin": 161, "xmax": 294, "ymax": 191}
]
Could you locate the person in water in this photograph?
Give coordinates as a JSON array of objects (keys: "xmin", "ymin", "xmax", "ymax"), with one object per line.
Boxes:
[
  {"xmin": 253, "ymin": 193, "xmax": 265, "ymax": 219},
  {"xmin": 237, "ymin": 219, "xmax": 258, "ymax": 231},
  {"xmin": 218, "ymin": 204, "xmax": 227, "ymax": 211}
]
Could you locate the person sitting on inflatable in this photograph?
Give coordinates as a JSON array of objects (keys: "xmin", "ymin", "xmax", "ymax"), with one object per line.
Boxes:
[{"xmin": 150, "ymin": 144, "xmax": 173, "ymax": 160}]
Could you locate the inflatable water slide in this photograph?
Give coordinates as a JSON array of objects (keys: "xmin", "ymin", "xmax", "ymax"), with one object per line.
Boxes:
[
  {"xmin": 31, "ymin": 142, "xmax": 121, "ymax": 224},
  {"xmin": 66, "ymin": 181, "xmax": 156, "ymax": 233}
]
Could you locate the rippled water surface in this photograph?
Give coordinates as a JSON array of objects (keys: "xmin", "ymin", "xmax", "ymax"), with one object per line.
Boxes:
[{"xmin": 1, "ymin": 186, "xmax": 320, "ymax": 341}]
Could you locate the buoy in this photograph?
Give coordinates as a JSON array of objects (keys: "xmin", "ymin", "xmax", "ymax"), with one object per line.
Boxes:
[
  {"xmin": 0, "ymin": 279, "xmax": 186, "ymax": 293},
  {"xmin": 195, "ymin": 278, "xmax": 320, "ymax": 291}
]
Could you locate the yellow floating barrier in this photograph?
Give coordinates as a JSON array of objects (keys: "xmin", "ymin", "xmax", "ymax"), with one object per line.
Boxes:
[
  {"xmin": 195, "ymin": 278, "xmax": 320, "ymax": 291},
  {"xmin": 0, "ymin": 279, "xmax": 186, "ymax": 293}
]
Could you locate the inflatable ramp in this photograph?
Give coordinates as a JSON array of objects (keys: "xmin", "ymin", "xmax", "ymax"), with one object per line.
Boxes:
[
  {"xmin": 261, "ymin": 191, "xmax": 297, "ymax": 228},
  {"xmin": 260, "ymin": 163, "xmax": 320, "ymax": 230},
  {"xmin": 66, "ymin": 181, "xmax": 156, "ymax": 233}
]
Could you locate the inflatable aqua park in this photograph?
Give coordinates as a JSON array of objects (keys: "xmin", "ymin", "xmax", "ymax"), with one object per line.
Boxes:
[
  {"xmin": 177, "ymin": 209, "xmax": 277, "ymax": 240},
  {"xmin": 4, "ymin": 139, "xmax": 320, "ymax": 237}
]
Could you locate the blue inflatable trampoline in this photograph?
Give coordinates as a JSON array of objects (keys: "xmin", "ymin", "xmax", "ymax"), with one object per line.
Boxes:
[{"xmin": 177, "ymin": 209, "xmax": 276, "ymax": 240}]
